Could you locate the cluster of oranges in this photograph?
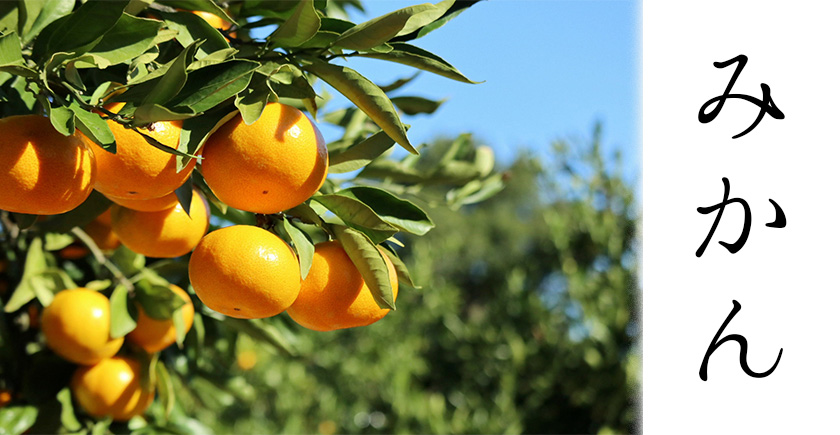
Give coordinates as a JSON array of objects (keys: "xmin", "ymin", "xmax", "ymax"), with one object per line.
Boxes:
[{"xmin": 1, "ymin": 101, "xmax": 400, "ymax": 419}]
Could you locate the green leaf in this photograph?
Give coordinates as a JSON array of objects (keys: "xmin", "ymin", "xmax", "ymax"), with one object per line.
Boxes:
[
  {"xmin": 158, "ymin": 10, "xmax": 230, "ymax": 58},
  {"xmin": 268, "ymin": 0, "xmax": 320, "ymax": 48},
  {"xmin": 135, "ymin": 280, "xmax": 185, "ymax": 321},
  {"xmin": 168, "ymin": 59, "xmax": 259, "ymax": 113},
  {"xmin": 305, "ymin": 59, "xmax": 416, "ymax": 154},
  {"xmin": 173, "ymin": 305, "xmax": 186, "ymax": 345},
  {"xmin": 0, "ymin": 406, "xmax": 38, "ymax": 435},
  {"xmin": 286, "ymin": 202, "xmax": 326, "ymax": 227},
  {"xmin": 111, "ymin": 245, "xmax": 145, "ymax": 277},
  {"xmin": 110, "ymin": 285, "xmax": 138, "ymax": 339},
  {"xmin": 21, "ymin": 0, "xmax": 75, "ymax": 44},
  {"xmin": 356, "ymin": 42, "xmax": 480, "ymax": 84},
  {"xmin": 313, "ymin": 194, "xmax": 398, "ymax": 244},
  {"xmin": 447, "ymin": 172, "xmax": 505, "ymax": 208},
  {"xmin": 235, "ymin": 74, "xmax": 272, "ymax": 125},
  {"xmin": 379, "ymin": 71, "xmax": 421, "ymax": 93},
  {"xmin": 333, "ymin": 3, "xmax": 437, "ymax": 51},
  {"xmin": 282, "ymin": 219, "xmax": 314, "ymax": 280},
  {"xmin": 133, "ymin": 104, "xmax": 196, "ymax": 125},
  {"xmin": 329, "ymin": 130, "xmax": 395, "ymax": 174},
  {"xmin": 266, "ymin": 63, "xmax": 318, "ymax": 100},
  {"xmin": 32, "ymin": 0, "xmax": 128, "ymax": 61},
  {"xmin": 395, "ymin": 0, "xmax": 457, "ymax": 37},
  {"xmin": 177, "ymin": 107, "xmax": 239, "ymax": 171},
  {"xmin": 47, "ymin": 105, "xmax": 75, "ymax": 136},
  {"xmin": 391, "ymin": 95, "xmax": 445, "ymax": 115},
  {"xmin": 155, "ymin": 360, "xmax": 176, "ymax": 419},
  {"xmin": 332, "ymin": 225, "xmax": 395, "ymax": 310},
  {"xmin": 71, "ymin": 14, "xmax": 162, "ymax": 69},
  {"xmin": 4, "ymin": 238, "xmax": 47, "ymax": 312},
  {"xmin": 187, "ymin": 47, "xmax": 237, "ymax": 71},
  {"xmin": 67, "ymin": 101, "xmax": 116, "ymax": 152},
  {"xmin": 336, "ymin": 186, "xmax": 434, "ymax": 235},
  {"xmin": 84, "ymin": 279, "xmax": 112, "ymax": 291},
  {"xmin": 174, "ymin": 179, "xmax": 194, "ymax": 216},
  {"xmin": 44, "ymin": 233, "xmax": 74, "ymax": 251},
  {"xmin": 381, "ymin": 243, "xmax": 418, "ymax": 288},
  {"xmin": 142, "ymin": 39, "xmax": 202, "ymax": 106},
  {"xmin": 0, "ymin": 32, "xmax": 24, "ymax": 66},
  {"xmin": 56, "ymin": 387, "xmax": 82, "ymax": 432}
]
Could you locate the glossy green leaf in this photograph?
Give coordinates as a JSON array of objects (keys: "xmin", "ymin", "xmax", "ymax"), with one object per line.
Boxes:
[
  {"xmin": 135, "ymin": 280, "xmax": 186, "ymax": 321},
  {"xmin": 337, "ymin": 186, "xmax": 434, "ymax": 235},
  {"xmin": 174, "ymin": 178, "xmax": 194, "ymax": 216},
  {"xmin": 329, "ymin": 130, "xmax": 395, "ymax": 174},
  {"xmin": 268, "ymin": 0, "xmax": 320, "ymax": 47},
  {"xmin": 391, "ymin": 95, "xmax": 445, "ymax": 115},
  {"xmin": 168, "ymin": 59, "xmax": 259, "ymax": 113},
  {"xmin": 305, "ymin": 59, "xmax": 416, "ymax": 154},
  {"xmin": 282, "ymin": 218, "xmax": 314, "ymax": 280},
  {"xmin": 111, "ymin": 245, "xmax": 145, "ymax": 277},
  {"xmin": 133, "ymin": 104, "xmax": 196, "ymax": 125},
  {"xmin": 177, "ymin": 107, "xmax": 239, "ymax": 171},
  {"xmin": 332, "ymin": 225, "xmax": 395, "ymax": 310},
  {"xmin": 110, "ymin": 284, "xmax": 138, "ymax": 338},
  {"xmin": 32, "ymin": 0, "xmax": 128, "ymax": 61},
  {"xmin": 313, "ymin": 194, "xmax": 398, "ymax": 244},
  {"xmin": 47, "ymin": 105, "xmax": 75, "ymax": 136},
  {"xmin": 173, "ymin": 305, "xmax": 186, "ymax": 346},
  {"xmin": 71, "ymin": 14, "xmax": 162, "ymax": 69},
  {"xmin": 235, "ymin": 74, "xmax": 272, "ymax": 125},
  {"xmin": 68, "ymin": 102, "xmax": 117, "ymax": 152},
  {"xmin": 357, "ymin": 42, "xmax": 480, "ymax": 84},
  {"xmin": 0, "ymin": 406, "xmax": 38, "ymax": 435},
  {"xmin": 0, "ymin": 32, "xmax": 24, "ymax": 66},
  {"xmin": 333, "ymin": 3, "xmax": 436, "ymax": 51},
  {"xmin": 381, "ymin": 243, "xmax": 418, "ymax": 288},
  {"xmin": 141, "ymin": 39, "xmax": 202, "ymax": 106},
  {"xmin": 159, "ymin": 10, "xmax": 230, "ymax": 58},
  {"xmin": 266, "ymin": 64, "xmax": 318, "ymax": 100},
  {"xmin": 286, "ymin": 202, "xmax": 326, "ymax": 227},
  {"xmin": 187, "ymin": 47, "xmax": 237, "ymax": 71}
]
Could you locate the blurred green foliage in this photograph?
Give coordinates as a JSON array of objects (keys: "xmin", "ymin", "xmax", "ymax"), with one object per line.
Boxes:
[{"xmin": 170, "ymin": 127, "xmax": 638, "ymax": 434}]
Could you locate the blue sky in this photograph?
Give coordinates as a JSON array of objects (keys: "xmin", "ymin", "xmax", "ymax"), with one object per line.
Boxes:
[{"xmin": 329, "ymin": 0, "xmax": 641, "ymax": 184}]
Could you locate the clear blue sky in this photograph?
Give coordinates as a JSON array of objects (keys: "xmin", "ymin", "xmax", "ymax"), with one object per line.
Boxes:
[
  {"xmin": 261, "ymin": 1, "xmax": 640, "ymax": 182},
  {"xmin": 339, "ymin": 0, "xmax": 640, "ymax": 183}
]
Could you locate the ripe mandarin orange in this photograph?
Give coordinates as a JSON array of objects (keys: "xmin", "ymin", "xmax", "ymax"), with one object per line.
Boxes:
[
  {"xmin": 189, "ymin": 225, "xmax": 301, "ymax": 319},
  {"xmin": 111, "ymin": 188, "xmax": 209, "ymax": 258},
  {"xmin": 0, "ymin": 114, "xmax": 96, "ymax": 215},
  {"xmin": 126, "ymin": 284, "xmax": 194, "ymax": 353},
  {"xmin": 192, "ymin": 10, "xmax": 236, "ymax": 37},
  {"xmin": 41, "ymin": 288, "xmax": 123, "ymax": 365},
  {"xmin": 286, "ymin": 241, "xmax": 398, "ymax": 331},
  {"xmin": 201, "ymin": 103, "xmax": 328, "ymax": 213},
  {"xmin": 71, "ymin": 356, "xmax": 154, "ymax": 421},
  {"xmin": 89, "ymin": 105, "xmax": 195, "ymax": 200},
  {"xmin": 105, "ymin": 190, "xmax": 179, "ymax": 212},
  {"xmin": 86, "ymin": 210, "xmax": 121, "ymax": 251}
]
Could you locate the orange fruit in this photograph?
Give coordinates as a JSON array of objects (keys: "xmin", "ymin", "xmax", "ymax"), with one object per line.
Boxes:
[
  {"xmin": 71, "ymin": 356, "xmax": 154, "ymax": 421},
  {"xmin": 89, "ymin": 105, "xmax": 195, "ymax": 200},
  {"xmin": 193, "ymin": 10, "xmax": 236, "ymax": 37},
  {"xmin": 111, "ymin": 188, "xmax": 209, "ymax": 258},
  {"xmin": 105, "ymin": 190, "xmax": 179, "ymax": 212},
  {"xmin": 126, "ymin": 284, "xmax": 194, "ymax": 353},
  {"xmin": 0, "ymin": 390, "xmax": 12, "ymax": 407},
  {"xmin": 41, "ymin": 288, "xmax": 123, "ymax": 365},
  {"xmin": 189, "ymin": 225, "xmax": 300, "ymax": 319},
  {"xmin": 236, "ymin": 350, "xmax": 257, "ymax": 371},
  {"xmin": 0, "ymin": 114, "xmax": 96, "ymax": 215},
  {"xmin": 201, "ymin": 103, "xmax": 328, "ymax": 213},
  {"xmin": 287, "ymin": 241, "xmax": 398, "ymax": 331}
]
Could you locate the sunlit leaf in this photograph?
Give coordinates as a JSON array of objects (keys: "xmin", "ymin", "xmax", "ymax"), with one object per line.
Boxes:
[{"xmin": 332, "ymin": 225, "xmax": 395, "ymax": 310}]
